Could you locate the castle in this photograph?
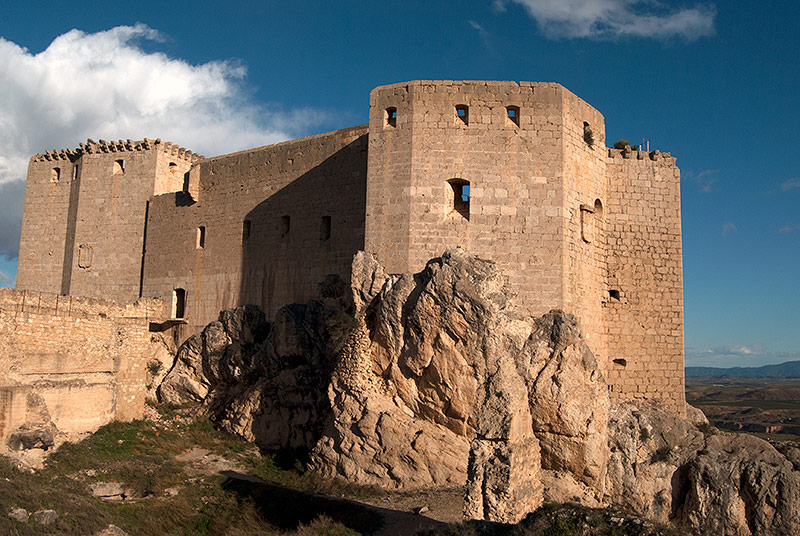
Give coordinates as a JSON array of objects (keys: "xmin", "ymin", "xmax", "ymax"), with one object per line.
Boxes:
[{"xmin": 15, "ymin": 80, "xmax": 685, "ymax": 410}]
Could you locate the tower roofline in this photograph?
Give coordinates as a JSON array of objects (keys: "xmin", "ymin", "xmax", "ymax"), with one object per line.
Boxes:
[{"xmin": 31, "ymin": 138, "xmax": 204, "ymax": 164}]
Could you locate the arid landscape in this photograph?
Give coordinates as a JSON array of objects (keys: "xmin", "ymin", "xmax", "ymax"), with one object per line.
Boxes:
[{"xmin": 686, "ymin": 376, "xmax": 800, "ymax": 441}]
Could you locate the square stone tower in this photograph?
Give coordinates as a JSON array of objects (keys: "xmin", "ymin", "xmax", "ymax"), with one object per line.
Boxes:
[
  {"xmin": 17, "ymin": 139, "xmax": 199, "ymax": 303},
  {"xmin": 364, "ymin": 81, "xmax": 684, "ymax": 409}
]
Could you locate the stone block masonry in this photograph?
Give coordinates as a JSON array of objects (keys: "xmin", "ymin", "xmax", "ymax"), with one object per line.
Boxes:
[
  {"xmin": 0, "ymin": 288, "xmax": 165, "ymax": 452},
  {"xmin": 15, "ymin": 80, "xmax": 686, "ymax": 412}
]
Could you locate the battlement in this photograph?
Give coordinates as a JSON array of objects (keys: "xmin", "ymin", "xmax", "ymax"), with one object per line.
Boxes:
[
  {"xmin": 31, "ymin": 138, "xmax": 203, "ymax": 164},
  {"xmin": 607, "ymin": 147, "xmax": 675, "ymax": 163}
]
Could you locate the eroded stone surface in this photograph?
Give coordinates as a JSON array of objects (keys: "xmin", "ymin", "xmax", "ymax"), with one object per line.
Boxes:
[{"xmin": 154, "ymin": 249, "xmax": 800, "ymax": 535}]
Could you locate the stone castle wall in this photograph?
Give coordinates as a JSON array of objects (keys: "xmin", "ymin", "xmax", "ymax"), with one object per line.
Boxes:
[
  {"xmin": 14, "ymin": 80, "xmax": 686, "ymax": 411},
  {"xmin": 605, "ymin": 148, "xmax": 685, "ymax": 407},
  {"xmin": 0, "ymin": 288, "xmax": 164, "ymax": 451},
  {"xmin": 365, "ymin": 81, "xmax": 567, "ymax": 317},
  {"xmin": 141, "ymin": 125, "xmax": 368, "ymax": 334}
]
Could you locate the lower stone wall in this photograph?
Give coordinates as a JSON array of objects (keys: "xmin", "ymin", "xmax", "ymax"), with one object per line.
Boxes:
[{"xmin": 0, "ymin": 289, "xmax": 165, "ymax": 453}]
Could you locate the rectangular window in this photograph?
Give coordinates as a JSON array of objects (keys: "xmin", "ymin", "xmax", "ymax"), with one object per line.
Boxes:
[
  {"xmin": 448, "ymin": 179, "xmax": 470, "ymax": 220},
  {"xmin": 242, "ymin": 220, "xmax": 251, "ymax": 242},
  {"xmin": 386, "ymin": 107, "xmax": 397, "ymax": 128},
  {"xmin": 113, "ymin": 159, "xmax": 125, "ymax": 174},
  {"xmin": 456, "ymin": 105, "xmax": 469, "ymax": 125},
  {"xmin": 197, "ymin": 226, "xmax": 206, "ymax": 248},
  {"xmin": 281, "ymin": 215, "xmax": 290, "ymax": 235},
  {"xmin": 507, "ymin": 106, "xmax": 520, "ymax": 126},
  {"xmin": 321, "ymin": 215, "xmax": 331, "ymax": 240},
  {"xmin": 51, "ymin": 167, "xmax": 60, "ymax": 183},
  {"xmin": 73, "ymin": 165, "xmax": 79, "ymax": 181},
  {"xmin": 173, "ymin": 288, "xmax": 186, "ymax": 319}
]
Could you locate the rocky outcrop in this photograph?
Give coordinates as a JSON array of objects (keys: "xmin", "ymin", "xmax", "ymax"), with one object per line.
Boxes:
[{"xmin": 155, "ymin": 248, "xmax": 800, "ymax": 534}]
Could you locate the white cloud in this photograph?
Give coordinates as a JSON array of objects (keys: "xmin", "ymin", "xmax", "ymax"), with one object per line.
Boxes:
[
  {"xmin": 0, "ymin": 24, "xmax": 329, "ymax": 260},
  {"xmin": 507, "ymin": 0, "xmax": 716, "ymax": 40},
  {"xmin": 685, "ymin": 344, "xmax": 800, "ymax": 368},
  {"xmin": 721, "ymin": 221, "xmax": 737, "ymax": 235},
  {"xmin": 0, "ymin": 269, "xmax": 12, "ymax": 288},
  {"xmin": 781, "ymin": 178, "xmax": 800, "ymax": 192},
  {"xmin": 686, "ymin": 168, "xmax": 718, "ymax": 193},
  {"xmin": 779, "ymin": 223, "xmax": 800, "ymax": 234}
]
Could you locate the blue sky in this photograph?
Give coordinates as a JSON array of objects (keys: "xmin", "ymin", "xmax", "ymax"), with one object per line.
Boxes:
[{"xmin": 0, "ymin": 1, "xmax": 798, "ymax": 367}]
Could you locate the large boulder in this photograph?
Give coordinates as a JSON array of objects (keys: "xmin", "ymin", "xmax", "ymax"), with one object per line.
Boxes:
[{"xmin": 153, "ymin": 249, "xmax": 800, "ymax": 535}]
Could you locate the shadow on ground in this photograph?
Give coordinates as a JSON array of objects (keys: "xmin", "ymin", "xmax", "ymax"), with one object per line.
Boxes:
[{"xmin": 221, "ymin": 470, "xmax": 447, "ymax": 536}]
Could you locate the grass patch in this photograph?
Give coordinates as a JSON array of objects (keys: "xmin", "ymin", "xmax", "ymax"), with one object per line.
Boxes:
[{"xmin": 0, "ymin": 407, "xmax": 380, "ymax": 536}]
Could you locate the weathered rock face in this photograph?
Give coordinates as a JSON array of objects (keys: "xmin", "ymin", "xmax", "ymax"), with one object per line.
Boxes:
[
  {"xmin": 678, "ymin": 434, "xmax": 800, "ymax": 536},
  {"xmin": 155, "ymin": 248, "xmax": 800, "ymax": 535}
]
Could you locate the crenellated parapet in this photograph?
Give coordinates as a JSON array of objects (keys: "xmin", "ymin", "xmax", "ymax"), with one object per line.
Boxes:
[
  {"xmin": 31, "ymin": 138, "xmax": 204, "ymax": 163},
  {"xmin": 607, "ymin": 146, "xmax": 675, "ymax": 163}
]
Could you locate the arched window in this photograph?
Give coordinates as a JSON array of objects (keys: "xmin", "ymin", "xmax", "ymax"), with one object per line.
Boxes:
[{"xmin": 51, "ymin": 167, "xmax": 60, "ymax": 183}]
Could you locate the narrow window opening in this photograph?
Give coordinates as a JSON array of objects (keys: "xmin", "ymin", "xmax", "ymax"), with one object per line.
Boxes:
[
  {"xmin": 72, "ymin": 165, "xmax": 79, "ymax": 181},
  {"xmin": 51, "ymin": 167, "xmax": 61, "ymax": 183},
  {"xmin": 242, "ymin": 220, "xmax": 251, "ymax": 242},
  {"xmin": 580, "ymin": 203, "xmax": 594, "ymax": 243},
  {"xmin": 173, "ymin": 288, "xmax": 186, "ymax": 319},
  {"xmin": 456, "ymin": 105, "xmax": 469, "ymax": 125},
  {"xmin": 196, "ymin": 226, "xmax": 206, "ymax": 249},
  {"xmin": 281, "ymin": 215, "xmax": 291, "ymax": 235},
  {"xmin": 506, "ymin": 106, "xmax": 520, "ymax": 126},
  {"xmin": 182, "ymin": 172, "xmax": 190, "ymax": 192},
  {"xmin": 386, "ymin": 107, "xmax": 397, "ymax": 128},
  {"xmin": 594, "ymin": 198, "xmax": 603, "ymax": 217},
  {"xmin": 583, "ymin": 122, "xmax": 594, "ymax": 147},
  {"xmin": 113, "ymin": 159, "xmax": 125, "ymax": 174},
  {"xmin": 321, "ymin": 215, "xmax": 331, "ymax": 241},
  {"xmin": 613, "ymin": 358, "xmax": 627, "ymax": 367},
  {"xmin": 608, "ymin": 289, "xmax": 620, "ymax": 301},
  {"xmin": 169, "ymin": 162, "xmax": 177, "ymax": 175},
  {"xmin": 448, "ymin": 179, "xmax": 470, "ymax": 220}
]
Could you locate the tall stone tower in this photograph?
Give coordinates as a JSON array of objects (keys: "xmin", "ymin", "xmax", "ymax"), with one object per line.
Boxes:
[
  {"xmin": 16, "ymin": 139, "xmax": 200, "ymax": 302},
  {"xmin": 364, "ymin": 81, "xmax": 684, "ymax": 409}
]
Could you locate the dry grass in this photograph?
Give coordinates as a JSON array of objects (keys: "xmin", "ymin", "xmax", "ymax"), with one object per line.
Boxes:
[{"xmin": 0, "ymin": 408, "xmax": 378, "ymax": 535}]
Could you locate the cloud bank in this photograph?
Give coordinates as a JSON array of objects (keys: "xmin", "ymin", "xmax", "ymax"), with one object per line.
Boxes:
[
  {"xmin": 685, "ymin": 344, "xmax": 800, "ymax": 368},
  {"xmin": 0, "ymin": 24, "xmax": 326, "ymax": 261},
  {"xmin": 504, "ymin": 0, "xmax": 716, "ymax": 40}
]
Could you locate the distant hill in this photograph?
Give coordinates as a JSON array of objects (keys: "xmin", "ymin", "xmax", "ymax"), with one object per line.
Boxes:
[{"xmin": 685, "ymin": 360, "xmax": 800, "ymax": 377}]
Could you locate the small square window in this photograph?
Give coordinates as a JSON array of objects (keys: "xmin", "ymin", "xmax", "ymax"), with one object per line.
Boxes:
[
  {"xmin": 386, "ymin": 107, "xmax": 397, "ymax": 128},
  {"xmin": 456, "ymin": 105, "xmax": 469, "ymax": 125}
]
